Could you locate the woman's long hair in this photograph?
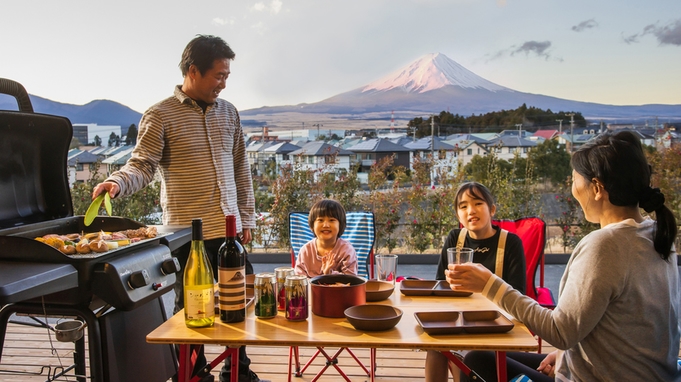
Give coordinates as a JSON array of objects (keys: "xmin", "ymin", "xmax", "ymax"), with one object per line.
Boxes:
[{"xmin": 571, "ymin": 130, "xmax": 677, "ymax": 260}]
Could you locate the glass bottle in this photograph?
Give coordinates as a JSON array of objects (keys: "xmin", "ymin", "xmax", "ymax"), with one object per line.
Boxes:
[
  {"xmin": 218, "ymin": 215, "xmax": 246, "ymax": 323},
  {"xmin": 183, "ymin": 218, "xmax": 215, "ymax": 328}
]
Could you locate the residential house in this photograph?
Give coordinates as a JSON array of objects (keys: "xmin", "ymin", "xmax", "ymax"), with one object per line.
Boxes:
[
  {"xmin": 261, "ymin": 142, "xmax": 301, "ymax": 176},
  {"xmin": 346, "ymin": 138, "xmax": 411, "ymax": 183},
  {"xmin": 288, "ymin": 141, "xmax": 354, "ymax": 178},
  {"xmin": 441, "ymin": 139, "xmax": 489, "ymax": 167},
  {"xmin": 101, "ymin": 146, "xmax": 135, "ymax": 173},
  {"xmin": 67, "ymin": 149, "xmax": 105, "ymax": 187},
  {"xmin": 403, "ymin": 137, "xmax": 460, "ymax": 181},
  {"xmin": 246, "ymin": 141, "xmax": 278, "ymax": 176},
  {"xmin": 531, "ymin": 129, "xmax": 559, "ymax": 142},
  {"xmin": 486, "ymin": 135, "xmax": 537, "ymax": 160}
]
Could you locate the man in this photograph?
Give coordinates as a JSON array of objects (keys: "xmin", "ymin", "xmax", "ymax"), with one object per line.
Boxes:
[{"xmin": 92, "ymin": 35, "xmax": 266, "ymax": 382}]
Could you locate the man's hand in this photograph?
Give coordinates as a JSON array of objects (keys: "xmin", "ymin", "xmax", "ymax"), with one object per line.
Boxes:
[
  {"xmin": 240, "ymin": 228, "xmax": 252, "ymax": 245},
  {"xmin": 92, "ymin": 181, "xmax": 120, "ymax": 200}
]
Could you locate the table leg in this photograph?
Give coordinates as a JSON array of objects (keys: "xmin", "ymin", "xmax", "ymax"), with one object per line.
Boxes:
[
  {"xmin": 178, "ymin": 345, "xmax": 191, "ymax": 382},
  {"xmin": 229, "ymin": 347, "xmax": 239, "ymax": 382},
  {"xmin": 495, "ymin": 351, "xmax": 507, "ymax": 382},
  {"xmin": 177, "ymin": 345, "xmax": 237, "ymax": 382},
  {"xmin": 370, "ymin": 348, "xmax": 376, "ymax": 382}
]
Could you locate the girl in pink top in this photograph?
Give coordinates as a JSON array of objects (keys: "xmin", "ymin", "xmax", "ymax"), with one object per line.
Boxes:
[{"xmin": 294, "ymin": 199, "xmax": 358, "ymax": 277}]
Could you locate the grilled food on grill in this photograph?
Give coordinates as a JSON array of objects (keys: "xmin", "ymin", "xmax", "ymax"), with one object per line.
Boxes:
[{"xmin": 35, "ymin": 226, "xmax": 158, "ymax": 255}]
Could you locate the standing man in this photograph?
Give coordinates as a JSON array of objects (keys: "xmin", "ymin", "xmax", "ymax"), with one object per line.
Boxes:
[{"xmin": 92, "ymin": 35, "xmax": 266, "ymax": 382}]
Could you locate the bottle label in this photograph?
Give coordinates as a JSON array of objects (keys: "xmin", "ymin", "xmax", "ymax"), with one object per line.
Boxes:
[
  {"xmin": 218, "ymin": 266, "xmax": 246, "ymax": 311},
  {"xmin": 185, "ymin": 285, "xmax": 214, "ymax": 319}
]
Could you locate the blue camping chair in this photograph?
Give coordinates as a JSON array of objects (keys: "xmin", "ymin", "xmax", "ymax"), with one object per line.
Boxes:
[{"xmin": 288, "ymin": 211, "xmax": 376, "ymax": 382}]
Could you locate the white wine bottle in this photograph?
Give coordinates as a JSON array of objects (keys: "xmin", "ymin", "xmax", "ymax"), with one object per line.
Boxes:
[
  {"xmin": 218, "ymin": 215, "xmax": 246, "ymax": 323},
  {"xmin": 183, "ymin": 218, "xmax": 215, "ymax": 328}
]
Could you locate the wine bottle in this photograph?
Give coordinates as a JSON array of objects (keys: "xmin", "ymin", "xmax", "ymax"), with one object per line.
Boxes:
[
  {"xmin": 183, "ymin": 218, "xmax": 215, "ymax": 328},
  {"xmin": 218, "ymin": 215, "xmax": 246, "ymax": 323}
]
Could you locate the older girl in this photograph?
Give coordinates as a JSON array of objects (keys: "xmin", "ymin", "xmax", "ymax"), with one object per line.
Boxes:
[{"xmin": 427, "ymin": 182, "xmax": 526, "ymax": 382}]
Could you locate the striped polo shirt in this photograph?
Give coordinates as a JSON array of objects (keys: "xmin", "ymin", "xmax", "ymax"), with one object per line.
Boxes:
[{"xmin": 107, "ymin": 86, "xmax": 255, "ymax": 240}]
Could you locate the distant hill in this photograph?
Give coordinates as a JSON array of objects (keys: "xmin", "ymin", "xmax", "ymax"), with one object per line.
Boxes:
[
  {"xmin": 0, "ymin": 94, "xmax": 142, "ymax": 128},
  {"xmin": 242, "ymin": 53, "xmax": 681, "ymax": 122}
]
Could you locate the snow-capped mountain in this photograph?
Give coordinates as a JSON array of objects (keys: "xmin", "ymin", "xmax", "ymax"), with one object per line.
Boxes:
[
  {"xmin": 362, "ymin": 53, "xmax": 509, "ymax": 94},
  {"xmin": 242, "ymin": 53, "xmax": 681, "ymax": 120}
]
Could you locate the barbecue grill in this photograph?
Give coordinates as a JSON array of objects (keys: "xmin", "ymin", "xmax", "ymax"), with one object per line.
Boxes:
[{"xmin": 0, "ymin": 78, "xmax": 189, "ymax": 382}]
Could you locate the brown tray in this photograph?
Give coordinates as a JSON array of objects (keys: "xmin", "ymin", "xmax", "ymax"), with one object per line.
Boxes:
[
  {"xmin": 400, "ymin": 280, "xmax": 472, "ymax": 297},
  {"xmin": 414, "ymin": 310, "xmax": 514, "ymax": 335}
]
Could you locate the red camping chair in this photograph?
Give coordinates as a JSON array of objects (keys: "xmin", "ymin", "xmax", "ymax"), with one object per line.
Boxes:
[{"xmin": 492, "ymin": 217, "xmax": 556, "ymax": 352}]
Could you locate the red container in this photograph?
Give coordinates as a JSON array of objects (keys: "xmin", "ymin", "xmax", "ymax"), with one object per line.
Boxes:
[{"xmin": 310, "ymin": 274, "xmax": 366, "ymax": 318}]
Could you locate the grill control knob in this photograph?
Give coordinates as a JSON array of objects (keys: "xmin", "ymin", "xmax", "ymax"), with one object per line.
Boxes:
[
  {"xmin": 129, "ymin": 270, "xmax": 150, "ymax": 289},
  {"xmin": 161, "ymin": 258, "xmax": 181, "ymax": 275}
]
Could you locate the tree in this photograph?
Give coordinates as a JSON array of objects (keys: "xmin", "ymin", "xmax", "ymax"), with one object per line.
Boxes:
[
  {"xmin": 125, "ymin": 124, "xmax": 138, "ymax": 145},
  {"xmin": 527, "ymin": 139, "xmax": 571, "ymax": 186},
  {"xmin": 70, "ymin": 137, "xmax": 82, "ymax": 150},
  {"xmin": 94, "ymin": 135, "xmax": 102, "ymax": 146}
]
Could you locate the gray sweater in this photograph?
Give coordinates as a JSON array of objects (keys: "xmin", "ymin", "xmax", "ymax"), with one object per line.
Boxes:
[{"xmin": 484, "ymin": 218, "xmax": 680, "ymax": 381}]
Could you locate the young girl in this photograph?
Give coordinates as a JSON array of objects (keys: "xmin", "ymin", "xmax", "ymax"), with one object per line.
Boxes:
[
  {"xmin": 450, "ymin": 131, "xmax": 680, "ymax": 381},
  {"xmin": 294, "ymin": 199, "xmax": 358, "ymax": 277},
  {"xmin": 427, "ymin": 182, "xmax": 526, "ymax": 382}
]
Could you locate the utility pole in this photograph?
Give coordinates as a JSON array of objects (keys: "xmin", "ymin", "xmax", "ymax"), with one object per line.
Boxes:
[
  {"xmin": 556, "ymin": 119, "xmax": 563, "ymax": 134},
  {"xmin": 431, "ymin": 116, "xmax": 435, "ymax": 187},
  {"xmin": 515, "ymin": 123, "xmax": 522, "ymax": 137},
  {"xmin": 430, "ymin": 116, "xmax": 435, "ymax": 158},
  {"xmin": 566, "ymin": 113, "xmax": 575, "ymax": 153},
  {"xmin": 313, "ymin": 123, "xmax": 322, "ymax": 140}
]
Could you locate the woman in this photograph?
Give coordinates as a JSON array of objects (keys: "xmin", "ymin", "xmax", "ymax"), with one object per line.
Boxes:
[
  {"xmin": 449, "ymin": 131, "xmax": 680, "ymax": 381},
  {"xmin": 426, "ymin": 182, "xmax": 526, "ymax": 382}
]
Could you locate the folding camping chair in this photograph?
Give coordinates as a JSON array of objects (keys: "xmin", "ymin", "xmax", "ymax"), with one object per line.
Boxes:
[
  {"xmin": 492, "ymin": 217, "xmax": 556, "ymax": 352},
  {"xmin": 288, "ymin": 211, "xmax": 376, "ymax": 382}
]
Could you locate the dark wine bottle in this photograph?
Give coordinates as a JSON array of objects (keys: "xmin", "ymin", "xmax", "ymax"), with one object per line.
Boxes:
[{"xmin": 218, "ymin": 215, "xmax": 246, "ymax": 323}]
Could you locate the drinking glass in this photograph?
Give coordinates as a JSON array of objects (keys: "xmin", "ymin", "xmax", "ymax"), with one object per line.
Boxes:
[{"xmin": 375, "ymin": 254, "xmax": 398, "ymax": 286}]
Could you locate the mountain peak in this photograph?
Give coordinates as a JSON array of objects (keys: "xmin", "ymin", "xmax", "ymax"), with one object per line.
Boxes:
[{"xmin": 362, "ymin": 53, "xmax": 509, "ymax": 94}]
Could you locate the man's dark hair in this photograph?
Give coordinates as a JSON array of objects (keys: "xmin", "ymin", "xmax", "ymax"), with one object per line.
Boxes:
[{"xmin": 179, "ymin": 35, "xmax": 235, "ymax": 77}]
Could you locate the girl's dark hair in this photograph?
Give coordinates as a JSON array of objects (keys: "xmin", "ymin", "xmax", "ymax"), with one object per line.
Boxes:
[
  {"xmin": 571, "ymin": 130, "xmax": 677, "ymax": 260},
  {"xmin": 308, "ymin": 199, "xmax": 347, "ymax": 238},
  {"xmin": 455, "ymin": 182, "xmax": 495, "ymax": 210},
  {"xmin": 179, "ymin": 35, "xmax": 235, "ymax": 77}
]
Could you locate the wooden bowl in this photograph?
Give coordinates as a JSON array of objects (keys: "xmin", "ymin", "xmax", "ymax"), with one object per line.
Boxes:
[
  {"xmin": 365, "ymin": 280, "xmax": 394, "ymax": 302},
  {"xmin": 344, "ymin": 304, "xmax": 402, "ymax": 331}
]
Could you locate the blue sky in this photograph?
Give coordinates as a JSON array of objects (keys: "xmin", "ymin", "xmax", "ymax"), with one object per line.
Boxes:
[{"xmin": 2, "ymin": 0, "xmax": 680, "ymax": 114}]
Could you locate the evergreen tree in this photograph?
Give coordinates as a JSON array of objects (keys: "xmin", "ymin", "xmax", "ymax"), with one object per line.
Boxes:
[{"xmin": 125, "ymin": 124, "xmax": 138, "ymax": 146}]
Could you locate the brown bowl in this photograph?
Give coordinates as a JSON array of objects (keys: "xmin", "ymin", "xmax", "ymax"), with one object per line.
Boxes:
[
  {"xmin": 365, "ymin": 280, "xmax": 394, "ymax": 302},
  {"xmin": 344, "ymin": 304, "xmax": 402, "ymax": 331},
  {"xmin": 310, "ymin": 274, "xmax": 366, "ymax": 318}
]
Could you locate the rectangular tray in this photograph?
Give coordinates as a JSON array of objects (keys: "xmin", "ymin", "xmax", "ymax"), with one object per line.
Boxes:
[
  {"xmin": 414, "ymin": 310, "xmax": 514, "ymax": 335},
  {"xmin": 400, "ymin": 280, "xmax": 472, "ymax": 297}
]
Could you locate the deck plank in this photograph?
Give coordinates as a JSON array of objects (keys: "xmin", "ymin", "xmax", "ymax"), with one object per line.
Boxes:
[{"xmin": 1, "ymin": 321, "xmax": 552, "ymax": 382}]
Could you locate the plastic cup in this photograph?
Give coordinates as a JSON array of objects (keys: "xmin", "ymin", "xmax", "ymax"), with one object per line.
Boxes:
[{"xmin": 375, "ymin": 254, "xmax": 398, "ymax": 286}]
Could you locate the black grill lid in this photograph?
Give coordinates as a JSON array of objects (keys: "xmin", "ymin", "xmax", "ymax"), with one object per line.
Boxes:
[{"xmin": 0, "ymin": 78, "xmax": 73, "ymax": 229}]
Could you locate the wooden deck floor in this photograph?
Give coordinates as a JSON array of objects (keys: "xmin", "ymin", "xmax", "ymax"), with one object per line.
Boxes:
[{"xmin": 0, "ymin": 320, "xmax": 553, "ymax": 382}]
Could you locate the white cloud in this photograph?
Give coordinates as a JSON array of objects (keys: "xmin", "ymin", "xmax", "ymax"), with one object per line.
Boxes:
[
  {"xmin": 251, "ymin": 0, "xmax": 282, "ymax": 14},
  {"xmin": 212, "ymin": 17, "xmax": 234, "ymax": 26}
]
